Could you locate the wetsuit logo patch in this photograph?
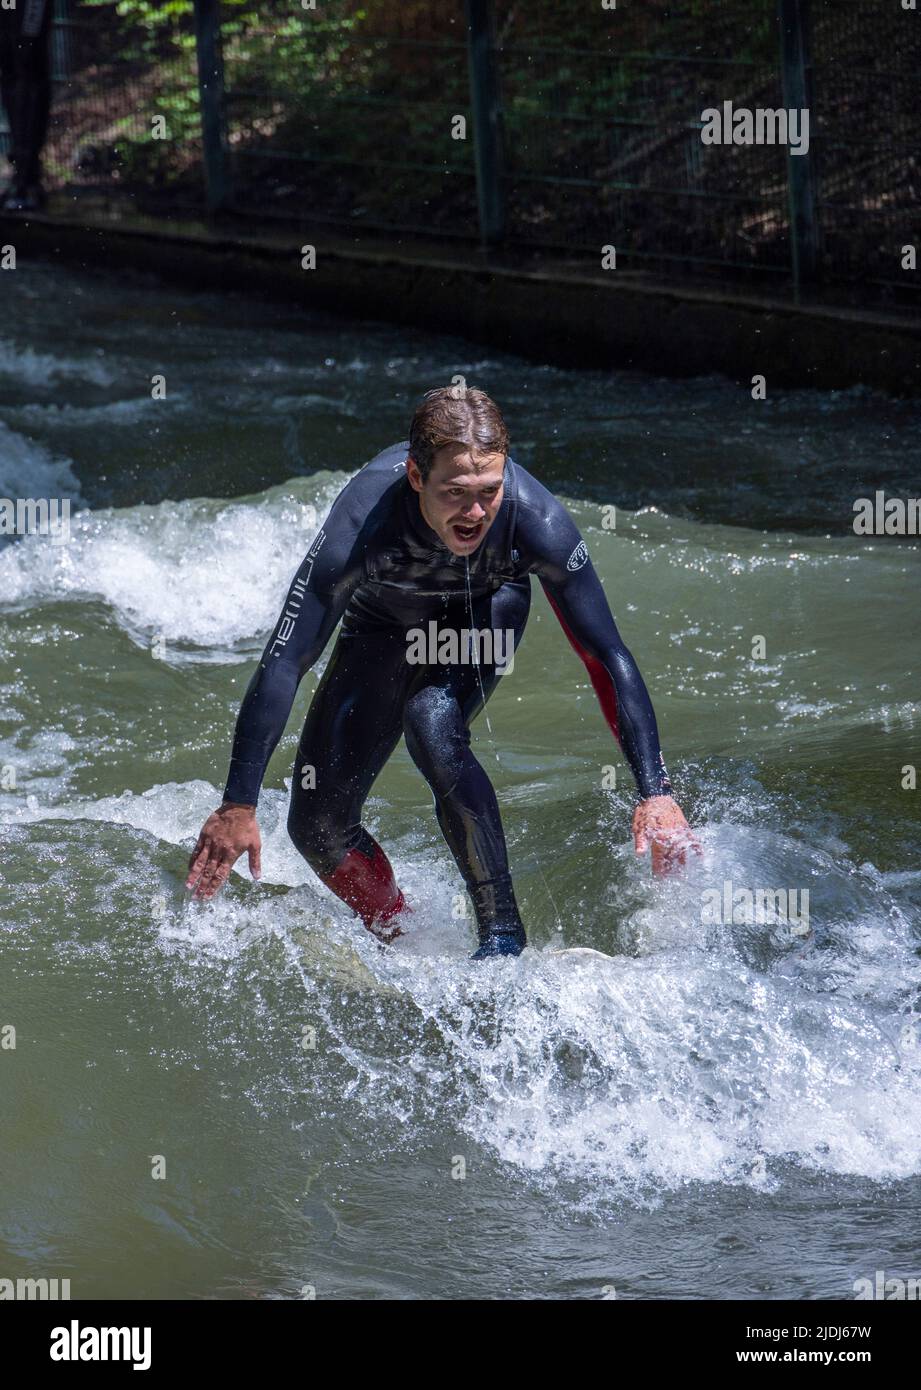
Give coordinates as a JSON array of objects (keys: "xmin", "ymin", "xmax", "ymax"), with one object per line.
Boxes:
[{"xmin": 566, "ymin": 540, "xmax": 589, "ymax": 572}]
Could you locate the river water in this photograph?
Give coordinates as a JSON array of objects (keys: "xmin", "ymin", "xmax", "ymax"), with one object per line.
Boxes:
[{"xmin": 1, "ymin": 260, "xmax": 919, "ymax": 1300}]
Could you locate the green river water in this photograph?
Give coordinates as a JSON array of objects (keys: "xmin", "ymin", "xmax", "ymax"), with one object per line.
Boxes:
[{"xmin": 1, "ymin": 259, "xmax": 919, "ymax": 1299}]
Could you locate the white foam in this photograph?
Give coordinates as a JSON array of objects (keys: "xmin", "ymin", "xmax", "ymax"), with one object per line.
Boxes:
[
  {"xmin": 0, "ymin": 473, "xmax": 347, "ymax": 651},
  {"xmin": 0, "ymin": 337, "xmax": 116, "ymax": 387},
  {"xmin": 333, "ymin": 820, "xmax": 921, "ymax": 1195},
  {"xmin": 9, "ymin": 396, "xmax": 187, "ymax": 429},
  {"xmin": 0, "ymin": 423, "xmax": 85, "ymax": 502},
  {"xmin": 13, "ymin": 780, "xmax": 918, "ymax": 1199}
]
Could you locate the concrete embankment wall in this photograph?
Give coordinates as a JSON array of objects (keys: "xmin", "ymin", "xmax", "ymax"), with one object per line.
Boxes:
[{"xmin": 3, "ymin": 210, "xmax": 919, "ymax": 396}]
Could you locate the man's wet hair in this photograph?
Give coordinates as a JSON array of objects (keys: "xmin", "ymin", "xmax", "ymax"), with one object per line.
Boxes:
[{"xmin": 408, "ymin": 385, "xmax": 509, "ymax": 482}]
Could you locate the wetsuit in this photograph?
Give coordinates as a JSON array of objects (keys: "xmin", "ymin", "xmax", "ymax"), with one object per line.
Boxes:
[
  {"xmin": 0, "ymin": 0, "xmax": 52, "ymax": 196},
  {"xmin": 224, "ymin": 441, "xmax": 672, "ymax": 956}
]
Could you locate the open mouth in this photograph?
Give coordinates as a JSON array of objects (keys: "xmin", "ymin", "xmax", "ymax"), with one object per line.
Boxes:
[{"xmin": 452, "ymin": 521, "xmax": 484, "ymax": 545}]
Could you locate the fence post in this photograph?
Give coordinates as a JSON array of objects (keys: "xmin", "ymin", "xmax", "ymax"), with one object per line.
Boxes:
[
  {"xmin": 777, "ymin": 0, "xmax": 819, "ymax": 296},
  {"xmin": 51, "ymin": 0, "xmax": 73, "ymax": 87},
  {"xmin": 464, "ymin": 0, "xmax": 506, "ymax": 247},
  {"xmin": 193, "ymin": 0, "xmax": 229, "ymax": 212}
]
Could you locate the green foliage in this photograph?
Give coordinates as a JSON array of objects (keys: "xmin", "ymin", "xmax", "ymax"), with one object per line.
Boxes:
[{"xmin": 64, "ymin": 0, "xmax": 779, "ymax": 206}]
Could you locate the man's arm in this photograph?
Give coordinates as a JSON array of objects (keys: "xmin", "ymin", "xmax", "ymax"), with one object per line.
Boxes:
[
  {"xmin": 538, "ymin": 573, "xmax": 671, "ymax": 801},
  {"xmin": 518, "ymin": 474, "xmax": 694, "ymax": 869},
  {"xmin": 186, "ymin": 482, "xmax": 368, "ymax": 898},
  {"xmin": 223, "ymin": 538, "xmax": 356, "ymax": 807}
]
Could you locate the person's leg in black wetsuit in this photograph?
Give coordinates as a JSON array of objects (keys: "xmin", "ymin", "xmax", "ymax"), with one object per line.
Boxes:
[
  {"xmin": 0, "ymin": 0, "xmax": 53, "ymax": 210},
  {"xmin": 402, "ymin": 579, "xmax": 530, "ymax": 957},
  {"xmin": 287, "ymin": 580, "xmax": 531, "ymax": 957},
  {"xmin": 287, "ymin": 623, "xmax": 413, "ymax": 940}
]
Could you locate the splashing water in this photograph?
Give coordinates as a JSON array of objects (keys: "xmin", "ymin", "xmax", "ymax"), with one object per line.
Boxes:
[{"xmin": 1, "ymin": 258, "xmax": 919, "ymax": 1298}]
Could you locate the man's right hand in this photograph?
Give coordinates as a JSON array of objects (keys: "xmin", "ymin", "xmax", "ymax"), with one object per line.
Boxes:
[{"xmin": 186, "ymin": 802, "xmax": 262, "ymax": 900}]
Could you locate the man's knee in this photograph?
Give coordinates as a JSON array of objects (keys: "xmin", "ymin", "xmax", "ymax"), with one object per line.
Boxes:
[
  {"xmin": 287, "ymin": 796, "xmax": 345, "ymax": 873},
  {"xmin": 287, "ymin": 798, "xmax": 315, "ymax": 856},
  {"xmin": 403, "ymin": 686, "xmax": 467, "ymax": 797}
]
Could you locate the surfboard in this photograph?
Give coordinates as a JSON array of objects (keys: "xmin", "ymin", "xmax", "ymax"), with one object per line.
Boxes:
[
  {"xmin": 288, "ymin": 921, "xmax": 404, "ymax": 995},
  {"xmin": 547, "ymin": 947, "xmax": 616, "ymax": 961}
]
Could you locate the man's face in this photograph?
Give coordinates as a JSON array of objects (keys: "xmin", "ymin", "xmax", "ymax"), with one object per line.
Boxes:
[{"xmin": 406, "ymin": 444, "xmax": 506, "ymax": 555}]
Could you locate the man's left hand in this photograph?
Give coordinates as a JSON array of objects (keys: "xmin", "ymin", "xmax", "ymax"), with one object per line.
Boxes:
[{"xmin": 632, "ymin": 795, "xmax": 699, "ymax": 875}]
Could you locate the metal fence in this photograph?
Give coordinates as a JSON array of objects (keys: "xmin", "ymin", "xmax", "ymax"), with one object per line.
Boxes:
[
  {"xmin": 28, "ymin": 0, "xmax": 921, "ymax": 307},
  {"xmin": 39, "ymin": 0, "xmax": 202, "ymax": 206}
]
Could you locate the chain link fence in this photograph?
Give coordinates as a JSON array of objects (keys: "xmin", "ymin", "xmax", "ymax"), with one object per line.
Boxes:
[
  {"xmin": 25, "ymin": 0, "xmax": 921, "ymax": 306},
  {"xmin": 38, "ymin": 0, "xmax": 200, "ymax": 208},
  {"xmin": 810, "ymin": 0, "xmax": 918, "ymax": 295}
]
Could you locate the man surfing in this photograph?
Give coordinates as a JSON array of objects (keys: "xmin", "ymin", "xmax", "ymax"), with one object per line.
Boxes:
[{"xmin": 186, "ymin": 385, "xmax": 694, "ymax": 958}]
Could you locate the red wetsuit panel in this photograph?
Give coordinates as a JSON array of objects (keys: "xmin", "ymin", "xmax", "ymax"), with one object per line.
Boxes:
[{"xmin": 544, "ymin": 590, "xmax": 623, "ymax": 748}]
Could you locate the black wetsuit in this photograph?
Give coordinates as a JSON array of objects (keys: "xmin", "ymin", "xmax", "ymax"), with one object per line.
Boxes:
[
  {"xmin": 224, "ymin": 441, "xmax": 671, "ymax": 956},
  {"xmin": 0, "ymin": 0, "xmax": 52, "ymax": 192}
]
